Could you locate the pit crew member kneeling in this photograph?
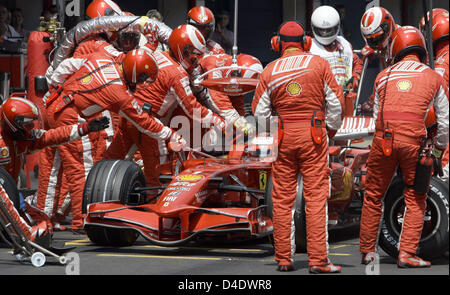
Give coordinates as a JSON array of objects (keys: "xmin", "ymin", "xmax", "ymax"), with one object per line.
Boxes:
[
  {"xmin": 0, "ymin": 97, "xmax": 109, "ymax": 243},
  {"xmin": 43, "ymin": 48, "xmax": 187, "ymax": 234}
]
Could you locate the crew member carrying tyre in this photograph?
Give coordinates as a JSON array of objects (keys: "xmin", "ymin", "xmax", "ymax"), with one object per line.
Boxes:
[
  {"xmin": 252, "ymin": 21, "xmax": 344, "ymax": 273},
  {"xmin": 0, "ymin": 97, "xmax": 109, "ymax": 242},
  {"xmin": 359, "ymin": 26, "xmax": 449, "ymax": 268}
]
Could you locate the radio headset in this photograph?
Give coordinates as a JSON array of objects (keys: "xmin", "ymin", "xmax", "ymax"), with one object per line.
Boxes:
[{"xmin": 272, "ymin": 21, "xmax": 311, "ymax": 53}]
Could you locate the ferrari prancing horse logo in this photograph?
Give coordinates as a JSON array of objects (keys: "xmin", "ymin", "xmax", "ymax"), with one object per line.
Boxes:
[{"xmin": 259, "ymin": 171, "xmax": 268, "ymax": 190}]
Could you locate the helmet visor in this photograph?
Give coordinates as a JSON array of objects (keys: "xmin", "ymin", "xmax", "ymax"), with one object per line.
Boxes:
[
  {"xmin": 313, "ymin": 25, "xmax": 339, "ymax": 38},
  {"xmin": 187, "ymin": 19, "xmax": 215, "ymax": 40},
  {"xmin": 365, "ymin": 22, "xmax": 389, "ymax": 49},
  {"xmin": 184, "ymin": 45, "xmax": 203, "ymax": 68},
  {"xmin": 104, "ymin": 8, "xmax": 115, "ymax": 16},
  {"xmin": 137, "ymin": 73, "xmax": 151, "ymax": 84},
  {"xmin": 366, "ymin": 33, "xmax": 386, "ymax": 49},
  {"xmin": 14, "ymin": 116, "xmax": 39, "ymax": 138},
  {"xmin": 117, "ymin": 32, "xmax": 140, "ymax": 52}
]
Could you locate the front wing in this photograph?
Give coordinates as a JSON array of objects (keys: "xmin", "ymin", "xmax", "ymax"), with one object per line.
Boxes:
[{"xmin": 85, "ymin": 201, "xmax": 273, "ymax": 246}]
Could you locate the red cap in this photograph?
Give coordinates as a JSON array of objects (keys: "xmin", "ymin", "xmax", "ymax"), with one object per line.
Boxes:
[{"xmin": 279, "ymin": 21, "xmax": 305, "ymax": 53}]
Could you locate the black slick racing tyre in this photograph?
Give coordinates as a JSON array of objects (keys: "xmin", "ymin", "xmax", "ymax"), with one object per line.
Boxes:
[
  {"xmin": 105, "ymin": 227, "xmax": 139, "ymax": 247},
  {"xmin": 379, "ymin": 176, "xmax": 449, "ymax": 261},
  {"xmin": 293, "ymin": 192, "xmax": 307, "ymax": 253},
  {"xmin": 264, "ymin": 175, "xmax": 274, "ymax": 247},
  {"xmin": 82, "ymin": 159, "xmax": 146, "ymax": 213},
  {"xmin": 83, "ymin": 160, "xmax": 143, "ymax": 247},
  {"xmin": 265, "ymin": 174, "xmax": 306, "ymax": 253},
  {"xmin": 86, "ymin": 225, "xmax": 109, "ymax": 246},
  {"xmin": 86, "ymin": 226, "xmax": 139, "ymax": 247}
]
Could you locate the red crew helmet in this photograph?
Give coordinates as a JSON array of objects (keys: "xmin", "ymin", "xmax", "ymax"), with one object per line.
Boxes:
[
  {"xmin": 419, "ymin": 9, "xmax": 449, "ymax": 46},
  {"xmin": 389, "ymin": 26, "xmax": 427, "ymax": 64},
  {"xmin": 419, "ymin": 8, "xmax": 448, "ymax": 31},
  {"xmin": 86, "ymin": 0, "xmax": 123, "ymax": 19},
  {"xmin": 186, "ymin": 6, "xmax": 215, "ymax": 40},
  {"xmin": 0, "ymin": 97, "xmax": 41, "ymax": 140},
  {"xmin": 122, "ymin": 48, "xmax": 159, "ymax": 86},
  {"xmin": 361, "ymin": 7, "xmax": 396, "ymax": 50},
  {"xmin": 169, "ymin": 24, "xmax": 206, "ymax": 71}
]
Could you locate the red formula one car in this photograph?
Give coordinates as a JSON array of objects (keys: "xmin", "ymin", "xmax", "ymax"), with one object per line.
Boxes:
[
  {"xmin": 83, "ymin": 136, "xmax": 275, "ymax": 247},
  {"xmin": 82, "ymin": 121, "xmax": 370, "ymax": 248}
]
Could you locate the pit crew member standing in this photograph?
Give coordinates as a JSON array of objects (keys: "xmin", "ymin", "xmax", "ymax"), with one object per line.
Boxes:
[
  {"xmin": 186, "ymin": 6, "xmax": 225, "ymax": 55},
  {"xmin": 37, "ymin": 0, "xmax": 170, "ymax": 228},
  {"xmin": 309, "ymin": 5, "xmax": 362, "ymax": 116},
  {"xmin": 183, "ymin": 5, "xmax": 231, "ymax": 129},
  {"xmin": 359, "ymin": 7, "xmax": 398, "ymax": 114},
  {"xmin": 252, "ymin": 21, "xmax": 344, "ymax": 273},
  {"xmin": 103, "ymin": 25, "xmax": 224, "ymax": 187},
  {"xmin": 359, "ymin": 27, "xmax": 449, "ymax": 268},
  {"xmin": 0, "ymin": 97, "xmax": 109, "ymax": 242},
  {"xmin": 42, "ymin": 49, "xmax": 183, "ymax": 233},
  {"xmin": 425, "ymin": 10, "xmax": 449, "ymax": 87}
]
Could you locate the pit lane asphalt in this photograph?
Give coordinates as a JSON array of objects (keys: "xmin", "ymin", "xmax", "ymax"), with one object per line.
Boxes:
[{"xmin": 1, "ymin": 225, "xmax": 448, "ymax": 276}]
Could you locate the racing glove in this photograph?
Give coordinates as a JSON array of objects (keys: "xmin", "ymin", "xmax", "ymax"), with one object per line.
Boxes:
[
  {"xmin": 233, "ymin": 117, "xmax": 254, "ymax": 136},
  {"xmin": 211, "ymin": 114, "xmax": 226, "ymax": 132},
  {"xmin": 78, "ymin": 116, "xmax": 110, "ymax": 136},
  {"xmin": 141, "ymin": 21, "xmax": 159, "ymax": 50},
  {"xmin": 361, "ymin": 44, "xmax": 375, "ymax": 62},
  {"xmin": 167, "ymin": 131, "xmax": 188, "ymax": 152},
  {"xmin": 361, "ymin": 98, "xmax": 374, "ymax": 115},
  {"xmin": 345, "ymin": 73, "xmax": 361, "ymax": 92}
]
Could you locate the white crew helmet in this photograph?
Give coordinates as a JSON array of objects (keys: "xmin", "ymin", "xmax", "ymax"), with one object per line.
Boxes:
[{"xmin": 311, "ymin": 5, "xmax": 341, "ymax": 45}]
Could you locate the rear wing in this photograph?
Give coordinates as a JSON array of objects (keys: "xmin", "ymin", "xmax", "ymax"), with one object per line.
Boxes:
[{"xmin": 334, "ymin": 116, "xmax": 375, "ymax": 141}]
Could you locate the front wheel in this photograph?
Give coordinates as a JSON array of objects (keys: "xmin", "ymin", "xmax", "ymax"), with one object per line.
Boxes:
[
  {"xmin": 379, "ymin": 176, "xmax": 449, "ymax": 261},
  {"xmin": 83, "ymin": 159, "xmax": 147, "ymax": 213},
  {"xmin": 83, "ymin": 160, "xmax": 143, "ymax": 247}
]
